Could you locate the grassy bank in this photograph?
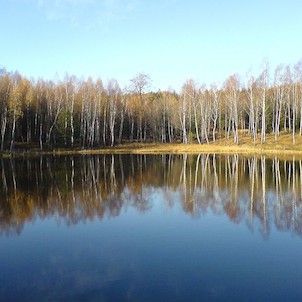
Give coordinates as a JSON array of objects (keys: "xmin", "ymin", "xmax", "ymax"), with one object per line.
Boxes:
[
  {"xmin": 62, "ymin": 133, "xmax": 302, "ymax": 155},
  {"xmin": 3, "ymin": 133, "xmax": 302, "ymax": 158}
]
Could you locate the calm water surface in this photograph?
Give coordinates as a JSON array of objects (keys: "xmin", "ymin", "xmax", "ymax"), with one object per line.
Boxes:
[{"xmin": 1, "ymin": 154, "xmax": 302, "ymax": 301}]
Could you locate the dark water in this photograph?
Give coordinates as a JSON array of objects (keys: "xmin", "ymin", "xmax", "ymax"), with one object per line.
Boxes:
[{"xmin": 1, "ymin": 154, "xmax": 302, "ymax": 301}]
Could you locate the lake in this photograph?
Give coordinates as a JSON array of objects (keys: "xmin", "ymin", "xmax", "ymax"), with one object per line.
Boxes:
[{"xmin": 0, "ymin": 154, "xmax": 302, "ymax": 301}]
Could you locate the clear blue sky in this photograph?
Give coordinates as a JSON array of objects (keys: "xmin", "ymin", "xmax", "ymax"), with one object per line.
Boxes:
[{"xmin": 1, "ymin": 0, "xmax": 302, "ymax": 91}]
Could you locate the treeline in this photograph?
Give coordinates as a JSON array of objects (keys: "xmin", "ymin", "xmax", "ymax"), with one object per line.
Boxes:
[{"xmin": 1, "ymin": 60, "xmax": 302, "ymax": 150}]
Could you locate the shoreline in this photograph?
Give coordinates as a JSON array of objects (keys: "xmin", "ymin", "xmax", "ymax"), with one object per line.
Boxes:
[
  {"xmin": 58, "ymin": 143, "xmax": 302, "ymax": 155},
  {"xmin": 3, "ymin": 133, "xmax": 302, "ymax": 159}
]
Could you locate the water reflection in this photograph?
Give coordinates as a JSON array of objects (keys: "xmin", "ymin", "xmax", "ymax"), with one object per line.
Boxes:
[{"xmin": 1, "ymin": 154, "xmax": 302, "ymax": 237}]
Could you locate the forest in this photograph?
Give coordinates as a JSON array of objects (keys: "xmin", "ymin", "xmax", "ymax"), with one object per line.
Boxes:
[{"xmin": 0, "ymin": 60, "xmax": 302, "ymax": 151}]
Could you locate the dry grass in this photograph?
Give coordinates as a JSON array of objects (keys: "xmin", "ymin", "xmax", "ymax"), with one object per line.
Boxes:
[
  {"xmin": 56, "ymin": 133, "xmax": 302, "ymax": 158},
  {"xmin": 4, "ymin": 133, "xmax": 302, "ymax": 159}
]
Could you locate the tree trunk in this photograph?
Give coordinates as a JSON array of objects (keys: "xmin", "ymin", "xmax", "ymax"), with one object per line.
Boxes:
[
  {"xmin": 10, "ymin": 111, "xmax": 16, "ymax": 152},
  {"xmin": 1, "ymin": 107, "xmax": 7, "ymax": 151}
]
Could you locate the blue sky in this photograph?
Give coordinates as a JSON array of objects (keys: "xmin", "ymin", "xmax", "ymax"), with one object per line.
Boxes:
[{"xmin": 1, "ymin": 0, "xmax": 302, "ymax": 91}]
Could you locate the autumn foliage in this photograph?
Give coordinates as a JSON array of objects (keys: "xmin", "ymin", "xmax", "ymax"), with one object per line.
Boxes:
[{"xmin": 1, "ymin": 62, "xmax": 302, "ymax": 151}]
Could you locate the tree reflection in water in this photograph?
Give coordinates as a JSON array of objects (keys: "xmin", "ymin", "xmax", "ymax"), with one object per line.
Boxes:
[{"xmin": 1, "ymin": 154, "xmax": 302, "ymax": 237}]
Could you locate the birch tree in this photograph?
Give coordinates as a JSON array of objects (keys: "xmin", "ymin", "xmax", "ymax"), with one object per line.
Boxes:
[
  {"xmin": 46, "ymin": 81, "xmax": 63, "ymax": 147},
  {"xmin": 8, "ymin": 73, "xmax": 24, "ymax": 151},
  {"xmin": 199, "ymin": 86, "xmax": 210, "ymax": 143},
  {"xmin": 107, "ymin": 79, "xmax": 121, "ymax": 146},
  {"xmin": 63, "ymin": 74, "xmax": 78, "ymax": 147},
  {"xmin": 294, "ymin": 60, "xmax": 302, "ymax": 137},
  {"xmin": 179, "ymin": 83, "xmax": 189, "ymax": 143},
  {"xmin": 224, "ymin": 74, "xmax": 240, "ymax": 144},
  {"xmin": 130, "ymin": 73, "xmax": 151, "ymax": 142},
  {"xmin": 256, "ymin": 63, "xmax": 269, "ymax": 143},
  {"xmin": 182, "ymin": 79, "xmax": 199, "ymax": 143},
  {"xmin": 273, "ymin": 64, "xmax": 286, "ymax": 140},
  {"xmin": 0, "ymin": 71, "xmax": 11, "ymax": 151},
  {"xmin": 209, "ymin": 84, "xmax": 221, "ymax": 142},
  {"xmin": 245, "ymin": 75, "xmax": 259, "ymax": 144}
]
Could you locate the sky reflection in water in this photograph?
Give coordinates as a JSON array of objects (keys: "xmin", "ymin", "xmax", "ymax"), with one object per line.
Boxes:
[{"xmin": 0, "ymin": 154, "xmax": 302, "ymax": 301}]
